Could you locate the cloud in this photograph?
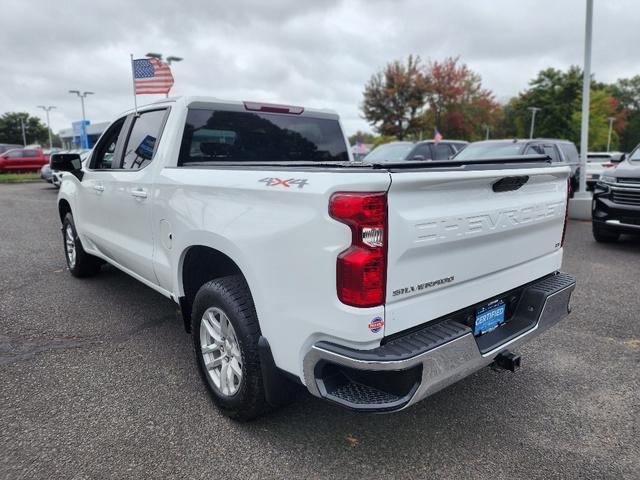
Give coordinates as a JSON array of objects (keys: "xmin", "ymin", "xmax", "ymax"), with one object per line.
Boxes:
[{"xmin": 1, "ymin": 0, "xmax": 638, "ymax": 136}]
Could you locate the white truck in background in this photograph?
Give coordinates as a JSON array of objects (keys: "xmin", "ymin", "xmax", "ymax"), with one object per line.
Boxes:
[{"xmin": 54, "ymin": 97, "xmax": 576, "ymax": 420}]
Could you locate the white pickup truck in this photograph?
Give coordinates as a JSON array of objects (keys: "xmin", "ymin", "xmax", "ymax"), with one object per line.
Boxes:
[{"xmin": 54, "ymin": 97, "xmax": 576, "ymax": 420}]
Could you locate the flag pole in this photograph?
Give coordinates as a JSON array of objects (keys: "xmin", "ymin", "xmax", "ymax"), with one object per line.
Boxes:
[{"xmin": 130, "ymin": 54, "xmax": 138, "ymax": 114}]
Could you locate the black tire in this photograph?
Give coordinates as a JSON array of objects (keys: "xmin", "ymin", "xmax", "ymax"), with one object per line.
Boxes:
[
  {"xmin": 592, "ymin": 223, "xmax": 620, "ymax": 243},
  {"xmin": 191, "ymin": 275, "xmax": 269, "ymax": 421},
  {"xmin": 62, "ymin": 213, "xmax": 102, "ymax": 277}
]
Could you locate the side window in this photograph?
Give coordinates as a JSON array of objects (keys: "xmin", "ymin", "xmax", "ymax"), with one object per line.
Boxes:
[
  {"xmin": 7, "ymin": 151, "xmax": 23, "ymax": 158},
  {"xmin": 524, "ymin": 144, "xmax": 544, "ymax": 155},
  {"xmin": 542, "ymin": 145, "xmax": 560, "ymax": 162},
  {"xmin": 432, "ymin": 143, "xmax": 452, "ymax": 160},
  {"xmin": 121, "ymin": 110, "xmax": 167, "ymax": 170},
  {"xmin": 91, "ymin": 118, "xmax": 126, "ymax": 169},
  {"xmin": 410, "ymin": 144, "xmax": 432, "ymax": 160},
  {"xmin": 558, "ymin": 142, "xmax": 579, "ymax": 164},
  {"xmin": 23, "ymin": 149, "xmax": 38, "ymax": 157}
]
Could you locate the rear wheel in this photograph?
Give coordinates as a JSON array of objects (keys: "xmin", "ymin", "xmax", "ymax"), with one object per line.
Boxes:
[
  {"xmin": 62, "ymin": 213, "xmax": 102, "ymax": 277},
  {"xmin": 191, "ymin": 275, "xmax": 269, "ymax": 421},
  {"xmin": 592, "ymin": 223, "xmax": 620, "ymax": 243}
]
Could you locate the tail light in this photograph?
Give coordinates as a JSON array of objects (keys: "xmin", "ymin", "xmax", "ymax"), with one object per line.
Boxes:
[
  {"xmin": 561, "ymin": 178, "xmax": 570, "ymax": 247},
  {"xmin": 329, "ymin": 192, "xmax": 387, "ymax": 307},
  {"xmin": 601, "ymin": 162, "xmax": 614, "ymax": 168}
]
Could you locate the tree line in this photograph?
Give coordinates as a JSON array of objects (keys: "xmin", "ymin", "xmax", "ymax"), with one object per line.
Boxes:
[
  {"xmin": 357, "ymin": 56, "xmax": 640, "ymax": 152},
  {"xmin": 0, "ymin": 112, "xmax": 58, "ymax": 147}
]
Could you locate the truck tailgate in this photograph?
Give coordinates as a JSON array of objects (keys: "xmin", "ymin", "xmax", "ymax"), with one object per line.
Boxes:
[{"xmin": 385, "ymin": 165, "xmax": 569, "ymax": 335}]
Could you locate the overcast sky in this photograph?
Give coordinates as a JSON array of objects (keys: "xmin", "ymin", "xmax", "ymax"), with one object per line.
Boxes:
[{"xmin": 2, "ymin": 0, "xmax": 638, "ymax": 137}]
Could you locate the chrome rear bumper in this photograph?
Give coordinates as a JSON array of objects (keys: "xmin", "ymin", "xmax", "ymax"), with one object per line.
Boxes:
[{"xmin": 303, "ymin": 272, "xmax": 576, "ymax": 412}]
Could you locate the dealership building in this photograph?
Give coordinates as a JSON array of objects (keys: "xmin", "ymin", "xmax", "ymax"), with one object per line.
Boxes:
[{"xmin": 58, "ymin": 121, "xmax": 109, "ymax": 149}]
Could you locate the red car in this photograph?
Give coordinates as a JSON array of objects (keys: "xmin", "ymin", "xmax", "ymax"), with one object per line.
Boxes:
[{"xmin": 0, "ymin": 147, "xmax": 49, "ymax": 171}]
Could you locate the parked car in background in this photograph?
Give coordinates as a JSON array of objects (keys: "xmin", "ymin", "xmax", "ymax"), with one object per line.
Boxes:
[
  {"xmin": 40, "ymin": 163, "xmax": 53, "ymax": 183},
  {"xmin": 592, "ymin": 145, "xmax": 640, "ymax": 242},
  {"xmin": 364, "ymin": 140, "xmax": 468, "ymax": 163},
  {"xmin": 364, "ymin": 141, "xmax": 414, "ymax": 162},
  {"xmin": 453, "ymin": 139, "xmax": 580, "ymax": 194},
  {"xmin": 586, "ymin": 152, "xmax": 625, "ymax": 190},
  {"xmin": 0, "ymin": 143, "xmax": 22, "ymax": 155},
  {"xmin": 0, "ymin": 146, "xmax": 49, "ymax": 171}
]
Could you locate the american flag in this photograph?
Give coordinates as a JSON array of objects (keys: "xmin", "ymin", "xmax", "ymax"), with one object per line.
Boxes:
[
  {"xmin": 434, "ymin": 128, "xmax": 443, "ymax": 145},
  {"xmin": 354, "ymin": 141, "xmax": 369, "ymax": 154},
  {"xmin": 133, "ymin": 57, "xmax": 174, "ymax": 95}
]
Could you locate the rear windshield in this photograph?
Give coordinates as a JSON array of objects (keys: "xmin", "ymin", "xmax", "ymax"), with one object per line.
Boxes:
[
  {"xmin": 454, "ymin": 142, "xmax": 525, "ymax": 160},
  {"xmin": 178, "ymin": 109, "xmax": 349, "ymax": 164},
  {"xmin": 587, "ymin": 154, "xmax": 612, "ymax": 164}
]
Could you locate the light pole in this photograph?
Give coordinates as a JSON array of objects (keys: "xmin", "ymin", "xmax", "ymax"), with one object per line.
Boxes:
[
  {"xmin": 37, "ymin": 105, "xmax": 56, "ymax": 149},
  {"xmin": 19, "ymin": 117, "xmax": 27, "ymax": 146},
  {"xmin": 528, "ymin": 107, "xmax": 541, "ymax": 139},
  {"xmin": 145, "ymin": 52, "xmax": 183, "ymax": 97},
  {"xmin": 578, "ymin": 0, "xmax": 594, "ymax": 195},
  {"xmin": 68, "ymin": 90, "xmax": 94, "ymax": 148},
  {"xmin": 606, "ymin": 117, "xmax": 615, "ymax": 152}
]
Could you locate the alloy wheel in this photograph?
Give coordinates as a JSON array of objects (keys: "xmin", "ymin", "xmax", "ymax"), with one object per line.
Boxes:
[{"xmin": 200, "ymin": 307, "xmax": 243, "ymax": 396}]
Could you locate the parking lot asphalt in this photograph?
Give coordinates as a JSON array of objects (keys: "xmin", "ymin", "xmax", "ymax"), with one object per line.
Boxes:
[{"xmin": 1, "ymin": 182, "xmax": 638, "ymax": 480}]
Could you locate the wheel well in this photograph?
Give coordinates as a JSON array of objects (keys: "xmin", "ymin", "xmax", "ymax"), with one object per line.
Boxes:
[
  {"xmin": 180, "ymin": 246, "xmax": 243, "ymax": 332},
  {"xmin": 58, "ymin": 199, "xmax": 71, "ymax": 223}
]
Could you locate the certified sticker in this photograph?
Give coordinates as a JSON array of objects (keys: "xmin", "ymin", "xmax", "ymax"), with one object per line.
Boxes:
[{"xmin": 368, "ymin": 317, "xmax": 384, "ymax": 333}]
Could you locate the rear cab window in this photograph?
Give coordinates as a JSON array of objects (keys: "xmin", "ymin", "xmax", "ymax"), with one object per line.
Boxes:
[{"xmin": 178, "ymin": 109, "xmax": 349, "ymax": 165}]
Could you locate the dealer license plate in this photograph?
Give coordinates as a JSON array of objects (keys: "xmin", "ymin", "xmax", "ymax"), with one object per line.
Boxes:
[{"xmin": 474, "ymin": 300, "xmax": 506, "ymax": 336}]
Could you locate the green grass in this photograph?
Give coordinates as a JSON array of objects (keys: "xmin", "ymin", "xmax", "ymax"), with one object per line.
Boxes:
[{"xmin": 0, "ymin": 172, "xmax": 43, "ymax": 183}]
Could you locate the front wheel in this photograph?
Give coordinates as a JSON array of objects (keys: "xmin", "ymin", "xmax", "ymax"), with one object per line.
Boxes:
[
  {"xmin": 191, "ymin": 275, "xmax": 269, "ymax": 421},
  {"xmin": 592, "ymin": 223, "xmax": 620, "ymax": 243}
]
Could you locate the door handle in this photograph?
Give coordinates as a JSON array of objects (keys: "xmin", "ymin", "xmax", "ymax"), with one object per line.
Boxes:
[
  {"xmin": 93, "ymin": 184, "xmax": 104, "ymax": 192},
  {"xmin": 131, "ymin": 188, "xmax": 148, "ymax": 199}
]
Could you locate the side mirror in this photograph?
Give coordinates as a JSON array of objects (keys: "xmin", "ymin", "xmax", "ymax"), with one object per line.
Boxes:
[
  {"xmin": 411, "ymin": 154, "xmax": 426, "ymax": 161},
  {"xmin": 611, "ymin": 153, "xmax": 625, "ymax": 163},
  {"xmin": 51, "ymin": 153, "xmax": 82, "ymax": 172}
]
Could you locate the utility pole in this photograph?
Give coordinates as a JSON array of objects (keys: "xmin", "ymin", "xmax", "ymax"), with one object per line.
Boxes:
[
  {"xmin": 606, "ymin": 117, "xmax": 615, "ymax": 152},
  {"xmin": 146, "ymin": 52, "xmax": 183, "ymax": 98},
  {"xmin": 37, "ymin": 105, "xmax": 56, "ymax": 149},
  {"xmin": 528, "ymin": 107, "xmax": 541, "ymax": 139},
  {"xmin": 19, "ymin": 117, "xmax": 27, "ymax": 146},
  {"xmin": 68, "ymin": 90, "xmax": 94, "ymax": 148}
]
